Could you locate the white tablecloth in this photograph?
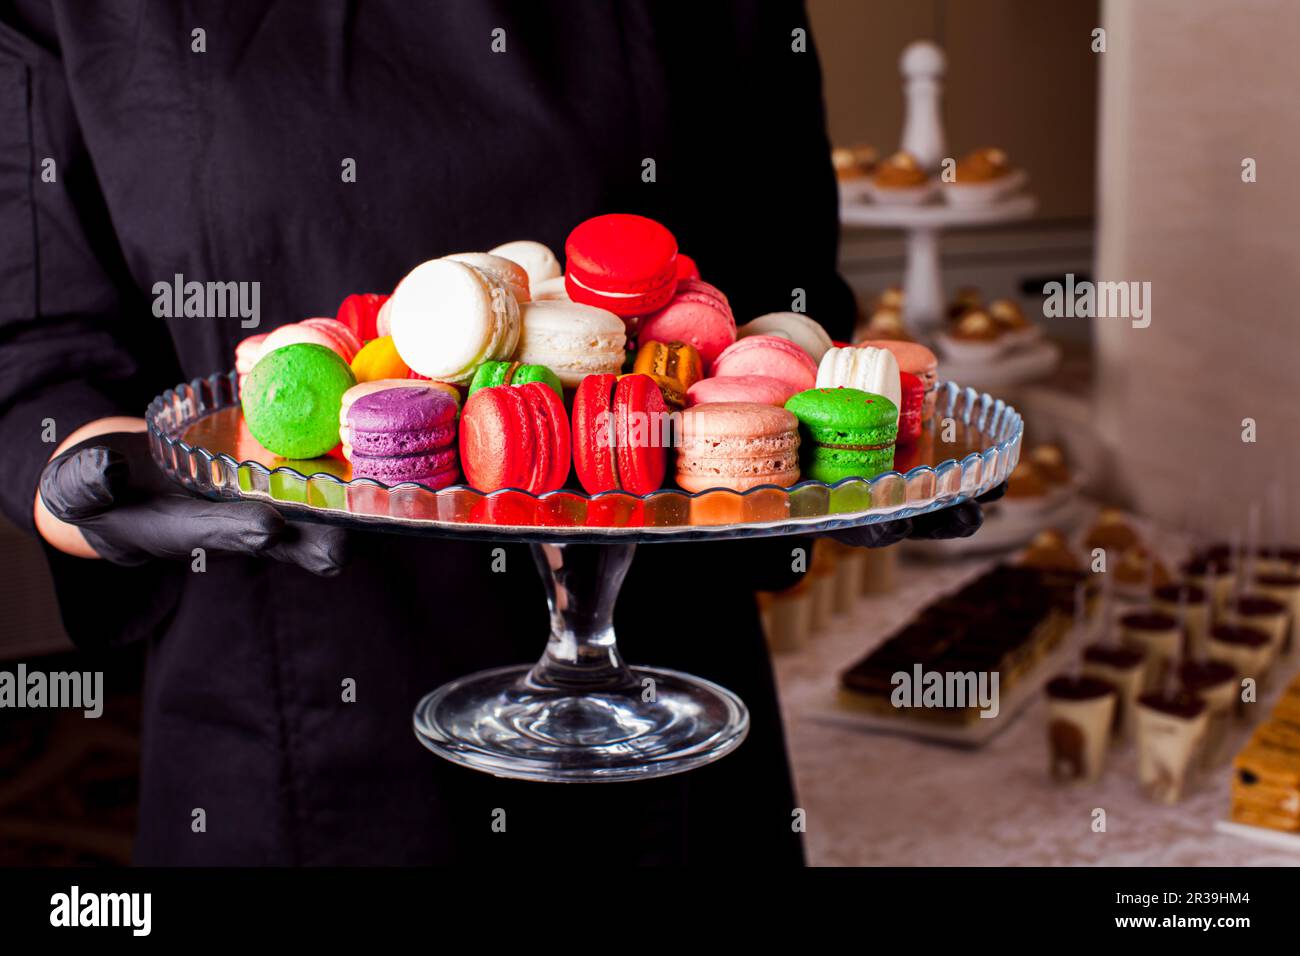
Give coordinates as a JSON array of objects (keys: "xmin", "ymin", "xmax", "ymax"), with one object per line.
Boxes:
[{"xmin": 773, "ymin": 545, "xmax": 1300, "ymax": 867}]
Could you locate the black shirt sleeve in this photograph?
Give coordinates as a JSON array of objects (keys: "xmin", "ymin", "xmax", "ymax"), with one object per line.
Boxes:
[{"xmin": 0, "ymin": 1, "xmax": 179, "ymax": 535}]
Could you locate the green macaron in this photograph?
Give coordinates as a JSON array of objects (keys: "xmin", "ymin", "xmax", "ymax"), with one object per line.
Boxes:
[
  {"xmin": 784, "ymin": 387, "xmax": 899, "ymax": 483},
  {"xmin": 467, "ymin": 360, "xmax": 563, "ymax": 399},
  {"xmin": 242, "ymin": 343, "xmax": 356, "ymax": 459}
]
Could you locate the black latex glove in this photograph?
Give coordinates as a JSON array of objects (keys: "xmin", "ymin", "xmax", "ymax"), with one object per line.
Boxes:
[
  {"xmin": 827, "ymin": 481, "xmax": 1007, "ymax": 550},
  {"xmin": 39, "ymin": 431, "xmax": 346, "ymax": 575}
]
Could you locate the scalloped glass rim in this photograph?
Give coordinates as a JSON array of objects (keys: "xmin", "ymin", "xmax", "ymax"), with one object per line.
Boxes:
[{"xmin": 146, "ymin": 371, "xmax": 1023, "ymax": 541}]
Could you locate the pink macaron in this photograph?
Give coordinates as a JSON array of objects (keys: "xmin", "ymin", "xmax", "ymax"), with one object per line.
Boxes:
[
  {"xmin": 260, "ymin": 317, "xmax": 363, "ymax": 365},
  {"xmin": 636, "ymin": 278, "xmax": 736, "ymax": 373},
  {"xmin": 234, "ymin": 332, "xmax": 268, "ymax": 394},
  {"xmin": 711, "ymin": 335, "xmax": 817, "ymax": 393},
  {"xmin": 676, "ymin": 402, "xmax": 801, "ymax": 493},
  {"xmin": 235, "ymin": 333, "xmax": 268, "ymax": 376},
  {"xmin": 686, "ymin": 375, "xmax": 797, "ymax": 408}
]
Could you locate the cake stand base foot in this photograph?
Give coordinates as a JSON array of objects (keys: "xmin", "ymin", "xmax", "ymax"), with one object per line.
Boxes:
[{"xmin": 413, "ymin": 664, "xmax": 749, "ymax": 783}]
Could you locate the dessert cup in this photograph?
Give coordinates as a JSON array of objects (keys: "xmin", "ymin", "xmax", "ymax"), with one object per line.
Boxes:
[
  {"xmin": 1223, "ymin": 595, "xmax": 1289, "ymax": 676},
  {"xmin": 1206, "ymin": 625, "xmax": 1269, "ymax": 713},
  {"xmin": 1179, "ymin": 660, "xmax": 1237, "ymax": 767},
  {"xmin": 1152, "ymin": 583, "xmax": 1210, "ymax": 660},
  {"xmin": 1081, "ymin": 644, "xmax": 1145, "ymax": 741},
  {"xmin": 833, "ymin": 547, "xmax": 866, "ymax": 614},
  {"xmin": 1181, "ymin": 558, "xmax": 1235, "ymax": 614},
  {"xmin": 761, "ymin": 582, "xmax": 813, "ymax": 653},
  {"xmin": 1045, "ymin": 675, "xmax": 1117, "ymax": 783},
  {"xmin": 1119, "ymin": 611, "xmax": 1182, "ymax": 692},
  {"xmin": 1136, "ymin": 691, "xmax": 1208, "ymax": 804},
  {"xmin": 1252, "ymin": 574, "xmax": 1300, "ymax": 655}
]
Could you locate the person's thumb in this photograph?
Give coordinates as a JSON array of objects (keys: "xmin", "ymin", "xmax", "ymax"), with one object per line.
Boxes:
[{"xmin": 39, "ymin": 446, "xmax": 129, "ymax": 522}]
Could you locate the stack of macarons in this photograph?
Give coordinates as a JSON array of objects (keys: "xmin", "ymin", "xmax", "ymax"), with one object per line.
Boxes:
[{"xmin": 236, "ymin": 212, "xmax": 919, "ymax": 498}]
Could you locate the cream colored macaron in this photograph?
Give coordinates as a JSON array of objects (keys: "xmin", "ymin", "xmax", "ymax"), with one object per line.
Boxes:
[
  {"xmin": 531, "ymin": 275, "xmax": 571, "ymax": 302},
  {"xmin": 389, "ymin": 259, "xmax": 520, "ymax": 384},
  {"xmin": 737, "ymin": 311, "xmax": 834, "ymax": 363},
  {"xmin": 516, "ymin": 300, "xmax": 626, "ymax": 387},
  {"xmin": 489, "ymin": 240, "xmax": 561, "ymax": 291},
  {"xmin": 443, "ymin": 252, "xmax": 531, "ymax": 303},
  {"xmin": 815, "ymin": 346, "xmax": 901, "ymax": 421}
]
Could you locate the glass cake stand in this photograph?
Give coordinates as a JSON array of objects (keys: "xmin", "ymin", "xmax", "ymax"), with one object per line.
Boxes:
[{"xmin": 147, "ymin": 372, "xmax": 1022, "ymax": 782}]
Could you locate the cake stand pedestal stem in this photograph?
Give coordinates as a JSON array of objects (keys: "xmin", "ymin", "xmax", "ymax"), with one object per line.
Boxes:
[{"xmin": 525, "ymin": 542, "xmax": 639, "ymax": 692}]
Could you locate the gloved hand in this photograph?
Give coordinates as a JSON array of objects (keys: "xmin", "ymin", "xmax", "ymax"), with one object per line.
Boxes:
[
  {"xmin": 826, "ymin": 481, "xmax": 1007, "ymax": 549},
  {"xmin": 39, "ymin": 431, "xmax": 346, "ymax": 575}
]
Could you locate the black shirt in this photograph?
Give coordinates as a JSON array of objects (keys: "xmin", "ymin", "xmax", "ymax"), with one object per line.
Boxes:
[{"xmin": 0, "ymin": 0, "xmax": 851, "ymax": 865}]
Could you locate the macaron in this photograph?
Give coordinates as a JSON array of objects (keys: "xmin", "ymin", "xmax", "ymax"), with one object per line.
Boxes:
[
  {"xmin": 376, "ymin": 297, "xmax": 394, "ymax": 338},
  {"xmin": 857, "ymin": 339, "xmax": 938, "ymax": 423},
  {"xmin": 815, "ymin": 346, "xmax": 902, "ymax": 421},
  {"xmin": 712, "ymin": 334, "xmax": 818, "ymax": 393},
  {"xmin": 515, "ymin": 300, "xmax": 627, "ymax": 388},
  {"xmin": 467, "ymin": 360, "xmax": 563, "ymax": 399},
  {"xmin": 564, "ymin": 213, "xmax": 679, "ymax": 318},
  {"xmin": 242, "ymin": 343, "xmax": 357, "ymax": 459},
  {"xmin": 351, "ymin": 335, "xmax": 411, "ymax": 382},
  {"xmin": 572, "ymin": 373, "xmax": 670, "ymax": 495},
  {"xmin": 235, "ymin": 332, "xmax": 268, "ymax": 393},
  {"xmin": 630, "ymin": 340, "xmax": 703, "ymax": 408},
  {"xmin": 443, "ymin": 252, "xmax": 531, "ymax": 303},
  {"xmin": 784, "ymin": 387, "xmax": 899, "ymax": 483},
  {"xmin": 637, "ymin": 278, "xmax": 736, "ymax": 373},
  {"xmin": 675, "ymin": 402, "xmax": 801, "ymax": 493},
  {"xmin": 676, "ymin": 254, "xmax": 700, "ymax": 281},
  {"xmin": 388, "ymin": 258, "xmax": 520, "ymax": 384},
  {"xmin": 897, "ymin": 372, "xmax": 925, "ymax": 445},
  {"xmin": 489, "ymin": 240, "xmax": 562, "ymax": 290},
  {"xmin": 531, "ymin": 276, "xmax": 571, "ymax": 302},
  {"xmin": 686, "ymin": 375, "xmax": 796, "ymax": 408},
  {"xmin": 737, "ymin": 312, "xmax": 833, "ymax": 363},
  {"xmin": 459, "ymin": 381, "xmax": 571, "ymax": 493},
  {"xmin": 336, "ymin": 293, "xmax": 389, "ymax": 343},
  {"xmin": 260, "ymin": 317, "xmax": 364, "ymax": 366},
  {"xmin": 347, "ymin": 386, "xmax": 460, "ymax": 488},
  {"xmin": 339, "ymin": 378, "xmax": 459, "ymax": 455}
]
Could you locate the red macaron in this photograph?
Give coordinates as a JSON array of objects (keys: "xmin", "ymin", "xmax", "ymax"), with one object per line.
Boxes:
[
  {"xmin": 460, "ymin": 381, "xmax": 570, "ymax": 493},
  {"xmin": 676, "ymin": 254, "xmax": 700, "ymax": 281},
  {"xmin": 572, "ymin": 373, "xmax": 669, "ymax": 495},
  {"xmin": 336, "ymin": 293, "xmax": 389, "ymax": 343},
  {"xmin": 897, "ymin": 371, "xmax": 925, "ymax": 446},
  {"xmin": 564, "ymin": 213, "xmax": 679, "ymax": 318}
]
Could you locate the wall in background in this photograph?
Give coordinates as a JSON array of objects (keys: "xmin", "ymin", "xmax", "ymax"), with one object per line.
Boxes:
[
  {"xmin": 1094, "ymin": 0, "xmax": 1300, "ymax": 540},
  {"xmin": 810, "ymin": 0, "xmax": 1100, "ymax": 223}
]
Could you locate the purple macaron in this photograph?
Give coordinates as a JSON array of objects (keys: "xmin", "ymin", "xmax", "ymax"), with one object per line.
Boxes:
[{"xmin": 347, "ymin": 386, "xmax": 460, "ymax": 487}]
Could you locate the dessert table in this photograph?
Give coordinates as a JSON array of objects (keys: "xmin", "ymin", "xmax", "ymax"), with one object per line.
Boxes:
[{"xmin": 774, "ymin": 522, "xmax": 1300, "ymax": 866}]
